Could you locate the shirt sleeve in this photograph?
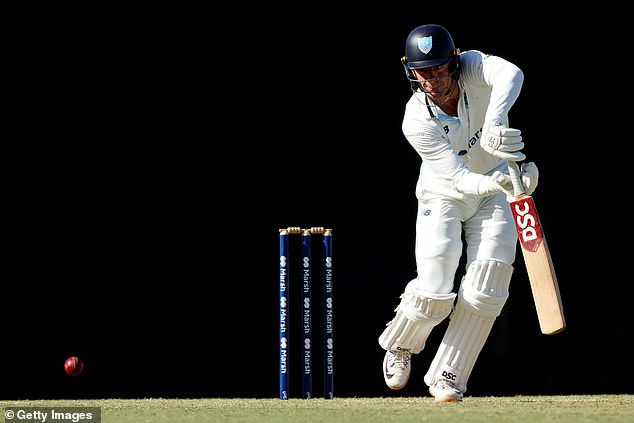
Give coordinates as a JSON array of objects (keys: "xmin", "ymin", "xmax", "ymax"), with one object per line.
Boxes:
[
  {"xmin": 402, "ymin": 92, "xmax": 504, "ymax": 197},
  {"xmin": 402, "ymin": 103, "xmax": 465, "ymax": 180},
  {"xmin": 460, "ymin": 51, "xmax": 524, "ymax": 125}
]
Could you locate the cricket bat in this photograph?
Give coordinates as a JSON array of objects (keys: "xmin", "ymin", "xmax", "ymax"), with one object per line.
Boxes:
[{"xmin": 507, "ymin": 162, "xmax": 565, "ymax": 335}]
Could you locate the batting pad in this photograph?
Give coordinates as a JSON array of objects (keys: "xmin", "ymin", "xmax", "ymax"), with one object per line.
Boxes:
[
  {"xmin": 378, "ymin": 290, "xmax": 456, "ymax": 354},
  {"xmin": 424, "ymin": 259, "xmax": 513, "ymax": 393}
]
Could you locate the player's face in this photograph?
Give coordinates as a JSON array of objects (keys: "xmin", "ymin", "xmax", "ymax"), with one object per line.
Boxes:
[{"xmin": 412, "ymin": 63, "xmax": 452, "ymax": 98}]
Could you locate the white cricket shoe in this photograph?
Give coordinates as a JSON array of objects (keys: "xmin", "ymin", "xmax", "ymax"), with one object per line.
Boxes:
[
  {"xmin": 382, "ymin": 349, "xmax": 411, "ymax": 390},
  {"xmin": 429, "ymin": 379, "xmax": 464, "ymax": 402}
]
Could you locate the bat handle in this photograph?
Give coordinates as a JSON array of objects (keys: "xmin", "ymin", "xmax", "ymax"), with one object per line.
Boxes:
[{"xmin": 507, "ymin": 161, "xmax": 526, "ymax": 197}]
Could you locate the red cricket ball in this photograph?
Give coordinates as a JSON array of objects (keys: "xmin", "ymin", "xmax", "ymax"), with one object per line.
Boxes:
[{"xmin": 64, "ymin": 356, "xmax": 83, "ymax": 376}]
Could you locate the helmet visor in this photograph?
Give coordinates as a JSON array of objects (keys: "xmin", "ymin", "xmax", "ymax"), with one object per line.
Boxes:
[{"xmin": 407, "ymin": 56, "xmax": 451, "ymax": 70}]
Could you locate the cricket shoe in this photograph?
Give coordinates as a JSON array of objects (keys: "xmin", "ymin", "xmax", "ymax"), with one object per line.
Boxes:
[
  {"xmin": 382, "ymin": 349, "xmax": 411, "ymax": 390},
  {"xmin": 429, "ymin": 379, "xmax": 463, "ymax": 402}
]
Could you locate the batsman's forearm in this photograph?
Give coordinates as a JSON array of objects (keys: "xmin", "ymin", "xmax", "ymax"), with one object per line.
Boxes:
[{"xmin": 453, "ymin": 170, "xmax": 504, "ymax": 197}]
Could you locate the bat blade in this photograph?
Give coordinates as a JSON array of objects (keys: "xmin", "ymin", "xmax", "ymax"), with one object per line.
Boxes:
[{"xmin": 509, "ymin": 194, "xmax": 566, "ymax": 335}]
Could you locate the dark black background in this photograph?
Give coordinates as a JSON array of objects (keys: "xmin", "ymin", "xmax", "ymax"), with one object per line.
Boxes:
[{"xmin": 5, "ymin": 4, "xmax": 630, "ymax": 400}]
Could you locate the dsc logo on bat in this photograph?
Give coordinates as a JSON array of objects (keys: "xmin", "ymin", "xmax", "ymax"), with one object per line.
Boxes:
[{"xmin": 511, "ymin": 197, "xmax": 543, "ymax": 252}]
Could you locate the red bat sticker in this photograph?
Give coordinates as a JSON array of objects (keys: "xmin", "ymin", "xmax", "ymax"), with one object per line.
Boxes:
[{"xmin": 510, "ymin": 196, "xmax": 543, "ymax": 252}]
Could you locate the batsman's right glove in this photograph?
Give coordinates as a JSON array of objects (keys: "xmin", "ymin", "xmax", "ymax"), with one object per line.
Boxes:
[{"xmin": 498, "ymin": 162, "xmax": 539, "ymax": 200}]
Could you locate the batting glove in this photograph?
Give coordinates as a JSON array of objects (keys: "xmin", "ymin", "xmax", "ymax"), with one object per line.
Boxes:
[
  {"xmin": 480, "ymin": 122, "xmax": 525, "ymax": 162},
  {"xmin": 519, "ymin": 161, "xmax": 539, "ymax": 195},
  {"xmin": 498, "ymin": 162, "xmax": 539, "ymax": 200}
]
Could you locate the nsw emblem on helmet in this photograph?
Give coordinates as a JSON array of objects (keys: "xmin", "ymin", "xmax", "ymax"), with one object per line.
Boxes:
[{"xmin": 418, "ymin": 36, "xmax": 432, "ymax": 54}]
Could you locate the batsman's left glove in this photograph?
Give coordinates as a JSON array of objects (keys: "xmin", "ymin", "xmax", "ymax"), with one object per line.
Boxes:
[{"xmin": 480, "ymin": 122, "xmax": 525, "ymax": 162}]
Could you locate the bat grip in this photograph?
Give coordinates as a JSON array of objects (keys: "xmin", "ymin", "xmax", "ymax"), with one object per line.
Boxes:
[{"xmin": 507, "ymin": 161, "xmax": 526, "ymax": 197}]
